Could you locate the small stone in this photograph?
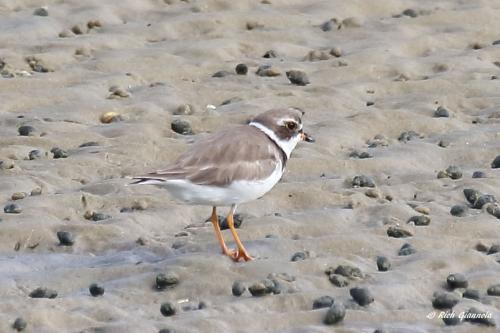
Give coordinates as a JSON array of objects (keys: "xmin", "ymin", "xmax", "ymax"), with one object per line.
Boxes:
[
  {"xmin": 376, "ymin": 256, "xmax": 391, "ymax": 271},
  {"xmin": 160, "ymin": 302, "xmax": 176, "ymax": 316},
  {"xmin": 349, "ymin": 150, "xmax": 372, "ymax": 159},
  {"xmin": 171, "ymin": 119, "xmax": 193, "ymax": 135},
  {"xmin": 235, "ymin": 63, "xmax": 248, "ymax": 75},
  {"xmin": 87, "ymin": 20, "xmax": 102, "ymax": 29},
  {"xmin": 323, "ymin": 302, "xmax": 345, "ymax": 326},
  {"xmin": 100, "ymin": 111, "xmax": 122, "ymax": 124},
  {"xmin": 450, "ymin": 205, "xmax": 468, "ymax": 217},
  {"xmin": 474, "ymin": 194, "xmax": 496, "ymax": 209},
  {"xmin": 463, "ymin": 289, "xmax": 480, "ymax": 300},
  {"xmin": 328, "ymin": 274, "xmax": 349, "ymax": 287},
  {"xmin": 434, "ymin": 106, "xmax": 450, "ymax": 117},
  {"xmin": 442, "ymin": 312, "xmax": 462, "ymax": 326},
  {"xmin": 256, "ymin": 65, "xmax": 281, "ymax": 77},
  {"xmin": 79, "ymin": 141, "xmax": 99, "ymax": 148},
  {"xmin": 156, "ymin": 272, "xmax": 179, "ymax": 290},
  {"xmin": 398, "ymin": 130, "xmax": 421, "ymax": 142},
  {"xmin": 304, "ymin": 50, "xmax": 330, "ymax": 61},
  {"xmin": 432, "ymin": 291, "xmax": 460, "ymax": 309},
  {"xmin": 402, "ymin": 8, "xmax": 418, "ymax": 17},
  {"xmin": 286, "ymin": 70, "xmax": 309, "ymax": 86},
  {"xmin": 437, "ymin": 170, "xmax": 448, "ymax": 179},
  {"xmin": 407, "ymin": 215, "xmax": 430, "ymax": 226},
  {"xmin": 445, "ymin": 165, "xmax": 462, "ymax": 179},
  {"xmin": 438, "ymin": 139, "xmax": 450, "ymax": 148},
  {"xmin": 30, "ymin": 187, "xmax": 42, "ymax": 196},
  {"xmin": 71, "ymin": 25, "xmax": 84, "ymax": 35},
  {"xmin": 330, "ymin": 265, "xmax": 363, "ymax": 279},
  {"xmin": 341, "ymin": 17, "xmax": 362, "ymax": 28},
  {"xmin": 108, "ymin": 88, "xmax": 130, "ymax": 98},
  {"xmin": 158, "ymin": 329, "xmax": 175, "ymax": 333},
  {"xmin": 387, "ymin": 225, "xmax": 412, "ymax": 238},
  {"xmin": 350, "ymin": 287, "xmax": 374, "ymax": 306},
  {"xmin": 51, "ymin": 147, "xmax": 68, "ymax": 159},
  {"xmin": 246, "ymin": 21, "xmax": 262, "ymax": 30},
  {"xmin": 464, "ymin": 189, "xmax": 481, "ymax": 205},
  {"xmin": 447, "ymin": 273, "xmax": 468, "ymax": 289},
  {"xmin": 29, "ymin": 287, "xmax": 57, "ymax": 299},
  {"xmin": 492, "ymin": 155, "xmax": 500, "ymax": 168},
  {"xmin": 291, "ymin": 251, "xmax": 309, "ymax": 262},
  {"xmin": 321, "ymin": 18, "xmax": 338, "ymax": 32},
  {"xmin": 313, "ymin": 295, "xmax": 334, "ymax": 309},
  {"xmin": 475, "ymin": 242, "xmax": 489, "ymax": 252},
  {"xmin": 58, "ymin": 30, "xmax": 73, "ymax": 38},
  {"xmin": 330, "ymin": 47, "xmax": 342, "ymax": 57},
  {"xmin": 487, "ymin": 284, "xmax": 500, "ymax": 296},
  {"xmin": 367, "ymin": 134, "xmax": 389, "ymax": 147},
  {"xmin": 12, "ymin": 317, "xmax": 27, "ymax": 331},
  {"xmin": 4, "ymin": 203, "xmax": 22, "ymax": 214},
  {"xmin": 174, "ymin": 104, "xmax": 195, "ymax": 115},
  {"xmin": 463, "ymin": 307, "xmax": 496, "ymax": 326},
  {"xmin": 57, "ymin": 231, "xmax": 74, "ymax": 246},
  {"xmin": 398, "ymin": 243, "xmax": 416, "ymax": 256},
  {"xmin": 366, "ymin": 101, "xmax": 374, "ymax": 106},
  {"xmin": 365, "ymin": 189, "xmax": 380, "ymax": 199},
  {"xmin": 218, "ymin": 214, "xmax": 243, "ymax": 230},
  {"xmin": 351, "ymin": 175, "xmax": 375, "ymax": 188},
  {"xmin": 212, "ymin": 70, "xmax": 232, "ymax": 78},
  {"xmin": 487, "ymin": 244, "xmax": 500, "ymax": 255},
  {"xmin": 262, "ymin": 50, "xmax": 277, "ymax": 58},
  {"xmin": 18, "ymin": 125, "xmax": 36, "ymax": 136},
  {"xmin": 0, "ymin": 160, "xmax": 14, "ymax": 170},
  {"xmin": 33, "ymin": 7, "xmax": 49, "ymax": 16},
  {"xmin": 89, "ymin": 283, "xmax": 104, "ymax": 296},
  {"xmin": 248, "ymin": 282, "xmax": 269, "ymax": 296},
  {"xmin": 414, "ymin": 206, "xmax": 430, "ymax": 215},
  {"xmin": 90, "ymin": 212, "xmax": 112, "ymax": 221},
  {"xmin": 232, "ymin": 281, "xmax": 246, "ymax": 296},
  {"xmin": 29, "ymin": 150, "xmax": 43, "ymax": 160},
  {"xmin": 220, "ymin": 97, "xmax": 243, "ymax": 106},
  {"xmin": 11, "ymin": 192, "xmax": 27, "ymax": 200},
  {"xmin": 472, "ymin": 171, "xmax": 487, "ymax": 178}
]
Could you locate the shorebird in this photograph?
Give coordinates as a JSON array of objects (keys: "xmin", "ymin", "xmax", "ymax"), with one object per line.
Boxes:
[{"xmin": 132, "ymin": 108, "xmax": 313, "ymax": 261}]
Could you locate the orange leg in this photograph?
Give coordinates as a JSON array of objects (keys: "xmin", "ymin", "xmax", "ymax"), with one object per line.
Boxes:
[
  {"xmin": 226, "ymin": 205, "xmax": 253, "ymax": 262},
  {"xmin": 210, "ymin": 207, "xmax": 234, "ymax": 257}
]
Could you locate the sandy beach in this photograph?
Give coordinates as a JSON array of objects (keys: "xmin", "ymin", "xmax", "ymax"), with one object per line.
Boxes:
[{"xmin": 1, "ymin": 0, "xmax": 500, "ymax": 332}]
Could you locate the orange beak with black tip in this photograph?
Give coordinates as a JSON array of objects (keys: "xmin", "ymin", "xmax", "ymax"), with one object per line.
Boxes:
[{"xmin": 300, "ymin": 130, "xmax": 315, "ymax": 142}]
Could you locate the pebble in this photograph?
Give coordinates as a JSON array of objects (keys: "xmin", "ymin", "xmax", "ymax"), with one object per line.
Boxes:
[
  {"xmin": 232, "ymin": 281, "xmax": 246, "ymax": 296},
  {"xmin": 351, "ymin": 175, "xmax": 375, "ymax": 188},
  {"xmin": 262, "ymin": 50, "xmax": 277, "ymax": 58},
  {"xmin": 256, "ymin": 65, "xmax": 281, "ymax": 77},
  {"xmin": 108, "ymin": 88, "xmax": 130, "ymax": 98},
  {"xmin": 432, "ymin": 291, "xmax": 460, "ymax": 309},
  {"xmin": 414, "ymin": 206, "xmax": 430, "ymax": 215},
  {"xmin": 327, "ymin": 265, "xmax": 363, "ymax": 279},
  {"xmin": 0, "ymin": 160, "xmax": 15, "ymax": 169},
  {"xmin": 221, "ymin": 97, "xmax": 243, "ymax": 106},
  {"xmin": 171, "ymin": 119, "xmax": 193, "ymax": 135},
  {"xmin": 71, "ymin": 25, "xmax": 84, "ymax": 35},
  {"xmin": 330, "ymin": 47, "xmax": 342, "ymax": 57},
  {"xmin": 349, "ymin": 150, "xmax": 372, "ymax": 159},
  {"xmin": 492, "ymin": 155, "xmax": 500, "ymax": 168},
  {"xmin": 29, "ymin": 287, "xmax": 57, "ymax": 299},
  {"xmin": 174, "ymin": 104, "xmax": 195, "ymax": 115},
  {"xmin": 31, "ymin": 187, "xmax": 42, "ymax": 196},
  {"xmin": 402, "ymin": 8, "xmax": 418, "ymax": 17},
  {"xmin": 487, "ymin": 284, "xmax": 500, "ymax": 296},
  {"xmin": 235, "ymin": 63, "xmax": 248, "ymax": 75},
  {"xmin": 434, "ymin": 106, "xmax": 450, "ymax": 117},
  {"xmin": 472, "ymin": 171, "xmax": 487, "ymax": 178},
  {"xmin": 33, "ymin": 7, "xmax": 49, "ymax": 16},
  {"xmin": 376, "ymin": 256, "xmax": 391, "ymax": 271},
  {"xmin": 463, "ymin": 289, "xmax": 480, "ymax": 300},
  {"xmin": 12, "ymin": 317, "xmax": 27, "ymax": 331},
  {"xmin": 463, "ymin": 307, "xmax": 496, "ymax": 326},
  {"xmin": 100, "ymin": 111, "xmax": 122, "ymax": 123},
  {"xmin": 365, "ymin": 189, "xmax": 380, "ymax": 199},
  {"xmin": 474, "ymin": 194, "xmax": 496, "ymax": 209},
  {"xmin": 18, "ymin": 125, "xmax": 36, "ymax": 136},
  {"xmin": 246, "ymin": 21, "xmax": 262, "ymax": 30},
  {"xmin": 160, "ymin": 302, "xmax": 176, "ymax": 317},
  {"xmin": 29, "ymin": 149, "xmax": 43, "ymax": 160},
  {"xmin": 463, "ymin": 189, "xmax": 481, "ymax": 205},
  {"xmin": 248, "ymin": 281, "xmax": 269, "ymax": 297},
  {"xmin": 89, "ymin": 283, "xmax": 105, "ymax": 296},
  {"xmin": 407, "ymin": 215, "xmax": 430, "ymax": 226},
  {"xmin": 212, "ymin": 70, "xmax": 232, "ymax": 78},
  {"xmin": 87, "ymin": 212, "xmax": 112, "ymax": 221},
  {"xmin": 487, "ymin": 244, "xmax": 500, "ymax": 255},
  {"xmin": 444, "ymin": 165, "xmax": 463, "ymax": 179},
  {"xmin": 286, "ymin": 70, "xmax": 310, "ymax": 86},
  {"xmin": 304, "ymin": 50, "xmax": 330, "ymax": 61},
  {"xmin": 57, "ymin": 231, "xmax": 74, "ymax": 246},
  {"xmin": 438, "ymin": 139, "xmax": 450, "ymax": 148},
  {"xmin": 350, "ymin": 287, "xmax": 374, "ymax": 306},
  {"xmin": 58, "ymin": 30, "xmax": 73, "ymax": 38},
  {"xmin": 218, "ymin": 214, "xmax": 243, "ymax": 230},
  {"xmin": 291, "ymin": 251, "xmax": 309, "ymax": 261},
  {"xmin": 323, "ymin": 302, "xmax": 346, "ymax": 325},
  {"xmin": 398, "ymin": 130, "xmax": 421, "ymax": 142},
  {"xmin": 450, "ymin": 205, "xmax": 468, "ymax": 217},
  {"xmin": 158, "ymin": 329, "xmax": 175, "ymax": 333},
  {"xmin": 312, "ymin": 295, "xmax": 334, "ymax": 309},
  {"xmin": 475, "ymin": 242, "xmax": 489, "ymax": 252},
  {"xmin": 341, "ymin": 17, "xmax": 362, "ymax": 28},
  {"xmin": 79, "ymin": 141, "xmax": 99, "ymax": 148},
  {"xmin": 367, "ymin": 134, "xmax": 389, "ymax": 147},
  {"xmin": 447, "ymin": 273, "xmax": 468, "ymax": 289},
  {"xmin": 328, "ymin": 274, "xmax": 350, "ymax": 287},
  {"xmin": 442, "ymin": 313, "xmax": 462, "ymax": 326},
  {"xmin": 321, "ymin": 18, "xmax": 339, "ymax": 32},
  {"xmin": 387, "ymin": 225, "xmax": 412, "ymax": 238},
  {"xmin": 87, "ymin": 20, "xmax": 102, "ymax": 29},
  {"xmin": 51, "ymin": 147, "xmax": 68, "ymax": 159},
  {"xmin": 366, "ymin": 101, "xmax": 374, "ymax": 106},
  {"xmin": 11, "ymin": 192, "xmax": 27, "ymax": 200},
  {"xmin": 4, "ymin": 203, "xmax": 22, "ymax": 214},
  {"xmin": 398, "ymin": 243, "xmax": 416, "ymax": 256},
  {"xmin": 156, "ymin": 272, "xmax": 179, "ymax": 290}
]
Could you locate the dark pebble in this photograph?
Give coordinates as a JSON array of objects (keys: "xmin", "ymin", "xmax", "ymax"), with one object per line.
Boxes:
[
  {"xmin": 376, "ymin": 256, "xmax": 391, "ymax": 271},
  {"xmin": 33, "ymin": 7, "xmax": 49, "ymax": 16},
  {"xmin": 447, "ymin": 273, "xmax": 468, "ymax": 289},
  {"xmin": 4, "ymin": 203, "xmax": 22, "ymax": 214},
  {"xmin": 464, "ymin": 189, "xmax": 481, "ymax": 205},
  {"xmin": 91, "ymin": 213, "xmax": 112, "ymax": 221},
  {"xmin": 255, "ymin": 64, "xmax": 280, "ymax": 77},
  {"xmin": 487, "ymin": 244, "xmax": 500, "ymax": 254},
  {"xmin": 330, "ymin": 265, "xmax": 363, "ymax": 279},
  {"xmin": 366, "ymin": 101, "xmax": 374, "ymax": 106},
  {"xmin": 484, "ymin": 202, "xmax": 500, "ymax": 218},
  {"xmin": 291, "ymin": 251, "xmax": 309, "ymax": 261},
  {"xmin": 313, "ymin": 295, "xmax": 334, "ymax": 309},
  {"xmin": 262, "ymin": 50, "xmax": 277, "ymax": 58},
  {"xmin": 450, "ymin": 205, "xmax": 468, "ymax": 217},
  {"xmin": 248, "ymin": 281, "xmax": 269, "ymax": 297},
  {"xmin": 493, "ymin": 40, "xmax": 500, "ymax": 45},
  {"xmin": 328, "ymin": 274, "xmax": 350, "ymax": 287},
  {"xmin": 402, "ymin": 8, "xmax": 418, "ymax": 17},
  {"xmin": 29, "ymin": 287, "xmax": 57, "ymax": 299},
  {"xmin": 323, "ymin": 302, "xmax": 346, "ymax": 325},
  {"xmin": 463, "ymin": 288, "xmax": 480, "ymax": 300},
  {"xmin": 491, "ymin": 155, "xmax": 500, "ymax": 168},
  {"xmin": 398, "ymin": 130, "xmax": 421, "ymax": 142},
  {"xmin": 171, "ymin": 119, "xmax": 193, "ymax": 135},
  {"xmin": 463, "ymin": 307, "xmax": 496, "ymax": 326},
  {"xmin": 51, "ymin": 147, "xmax": 68, "ymax": 159},
  {"xmin": 321, "ymin": 18, "xmax": 338, "ymax": 32},
  {"xmin": 487, "ymin": 284, "xmax": 500, "ymax": 296},
  {"xmin": 349, "ymin": 150, "xmax": 372, "ymax": 159},
  {"xmin": 472, "ymin": 171, "xmax": 487, "ymax": 178},
  {"xmin": 89, "ymin": 283, "xmax": 105, "ymax": 296},
  {"xmin": 29, "ymin": 149, "xmax": 43, "ymax": 160},
  {"xmin": 398, "ymin": 243, "xmax": 416, "ymax": 256},
  {"xmin": 156, "ymin": 272, "xmax": 180, "ymax": 290},
  {"xmin": 434, "ymin": 106, "xmax": 450, "ymax": 117},
  {"xmin": 235, "ymin": 63, "xmax": 248, "ymax": 75},
  {"xmin": 57, "ymin": 231, "xmax": 74, "ymax": 246},
  {"xmin": 158, "ymin": 329, "xmax": 175, "ymax": 333},
  {"xmin": 219, "ymin": 214, "xmax": 243, "ymax": 230},
  {"xmin": 160, "ymin": 302, "xmax": 176, "ymax": 316},
  {"xmin": 387, "ymin": 225, "xmax": 412, "ymax": 238},
  {"xmin": 221, "ymin": 97, "xmax": 243, "ymax": 106},
  {"xmin": 212, "ymin": 70, "xmax": 232, "ymax": 78},
  {"xmin": 350, "ymin": 287, "xmax": 374, "ymax": 306},
  {"xmin": 286, "ymin": 70, "xmax": 310, "ymax": 86},
  {"xmin": 198, "ymin": 301, "xmax": 208, "ymax": 309},
  {"xmin": 476, "ymin": 242, "xmax": 489, "ymax": 252},
  {"xmin": 438, "ymin": 139, "xmax": 450, "ymax": 148},
  {"xmin": 432, "ymin": 291, "xmax": 460, "ymax": 309},
  {"xmin": 407, "ymin": 215, "xmax": 430, "ymax": 226},
  {"xmin": 351, "ymin": 175, "xmax": 375, "ymax": 188},
  {"xmin": 474, "ymin": 194, "xmax": 496, "ymax": 209},
  {"xmin": 445, "ymin": 165, "xmax": 462, "ymax": 179},
  {"xmin": 12, "ymin": 317, "xmax": 27, "ymax": 331},
  {"xmin": 79, "ymin": 141, "xmax": 99, "ymax": 148},
  {"xmin": 18, "ymin": 125, "xmax": 36, "ymax": 136},
  {"xmin": 232, "ymin": 281, "xmax": 246, "ymax": 296},
  {"xmin": 442, "ymin": 313, "xmax": 462, "ymax": 326}
]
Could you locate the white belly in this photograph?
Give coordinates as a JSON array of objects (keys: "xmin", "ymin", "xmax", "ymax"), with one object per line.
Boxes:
[{"xmin": 159, "ymin": 163, "xmax": 283, "ymax": 206}]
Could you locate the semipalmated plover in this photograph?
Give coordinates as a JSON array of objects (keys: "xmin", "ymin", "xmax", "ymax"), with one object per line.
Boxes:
[{"xmin": 132, "ymin": 108, "xmax": 313, "ymax": 261}]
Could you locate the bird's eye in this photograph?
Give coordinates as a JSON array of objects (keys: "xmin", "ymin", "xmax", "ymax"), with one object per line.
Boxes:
[{"xmin": 285, "ymin": 122, "xmax": 297, "ymax": 130}]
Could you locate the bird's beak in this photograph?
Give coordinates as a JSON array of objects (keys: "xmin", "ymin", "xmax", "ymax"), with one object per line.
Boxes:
[{"xmin": 300, "ymin": 131, "xmax": 315, "ymax": 143}]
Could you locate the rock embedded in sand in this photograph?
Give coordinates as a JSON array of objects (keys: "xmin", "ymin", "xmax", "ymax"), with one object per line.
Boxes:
[
  {"xmin": 87, "ymin": 20, "xmax": 102, "ymax": 29},
  {"xmin": 171, "ymin": 119, "xmax": 193, "ymax": 135},
  {"xmin": 256, "ymin": 65, "xmax": 281, "ymax": 77},
  {"xmin": 323, "ymin": 302, "xmax": 345, "ymax": 325},
  {"xmin": 4, "ymin": 203, "xmax": 22, "ymax": 214},
  {"xmin": 57, "ymin": 231, "xmax": 74, "ymax": 246},
  {"xmin": 447, "ymin": 274, "xmax": 468, "ymax": 289},
  {"xmin": 263, "ymin": 50, "xmax": 277, "ymax": 58},
  {"xmin": 33, "ymin": 7, "xmax": 48, "ymax": 16},
  {"xmin": 367, "ymin": 134, "xmax": 389, "ymax": 147},
  {"xmin": 174, "ymin": 104, "xmax": 195, "ymax": 115},
  {"xmin": 160, "ymin": 302, "xmax": 177, "ymax": 317},
  {"xmin": 29, "ymin": 287, "xmax": 57, "ymax": 299},
  {"xmin": 248, "ymin": 281, "xmax": 269, "ymax": 296},
  {"xmin": 341, "ymin": 17, "xmax": 362, "ymax": 28},
  {"xmin": 407, "ymin": 215, "xmax": 430, "ymax": 226},
  {"xmin": 304, "ymin": 50, "xmax": 330, "ymax": 61},
  {"xmin": 474, "ymin": 194, "xmax": 496, "ymax": 209},
  {"xmin": 18, "ymin": 125, "xmax": 36, "ymax": 136},
  {"xmin": 79, "ymin": 141, "xmax": 99, "ymax": 148},
  {"xmin": 376, "ymin": 256, "xmax": 391, "ymax": 271},
  {"xmin": 463, "ymin": 289, "xmax": 480, "ymax": 300},
  {"xmin": 463, "ymin": 189, "xmax": 481, "ymax": 205},
  {"xmin": 232, "ymin": 281, "xmax": 246, "ymax": 296},
  {"xmin": 463, "ymin": 307, "xmax": 496, "ymax": 326},
  {"xmin": 387, "ymin": 225, "xmax": 412, "ymax": 238},
  {"xmin": 351, "ymin": 175, "xmax": 375, "ymax": 188},
  {"xmin": 29, "ymin": 149, "xmax": 43, "ymax": 160},
  {"xmin": 71, "ymin": 25, "xmax": 84, "ymax": 35},
  {"xmin": 158, "ymin": 329, "xmax": 175, "ymax": 333},
  {"xmin": 291, "ymin": 251, "xmax": 309, "ymax": 261},
  {"xmin": 221, "ymin": 97, "xmax": 243, "ymax": 106},
  {"xmin": 487, "ymin": 284, "xmax": 500, "ymax": 296},
  {"xmin": 444, "ymin": 165, "xmax": 463, "ymax": 180},
  {"xmin": 85, "ymin": 211, "xmax": 111, "ymax": 221},
  {"xmin": 327, "ymin": 265, "xmax": 363, "ymax": 279},
  {"xmin": 212, "ymin": 70, "xmax": 232, "ymax": 78},
  {"xmin": 156, "ymin": 272, "xmax": 179, "ymax": 290},
  {"xmin": 450, "ymin": 205, "xmax": 468, "ymax": 217},
  {"xmin": 350, "ymin": 287, "xmax": 374, "ymax": 306},
  {"xmin": 31, "ymin": 187, "xmax": 42, "ymax": 196},
  {"xmin": 11, "ymin": 192, "xmax": 27, "ymax": 200},
  {"xmin": 472, "ymin": 171, "xmax": 487, "ymax": 178},
  {"xmin": 89, "ymin": 283, "xmax": 105, "ymax": 296},
  {"xmin": 398, "ymin": 130, "xmax": 422, "ymax": 143},
  {"xmin": 328, "ymin": 274, "xmax": 349, "ymax": 287},
  {"xmin": 51, "ymin": 147, "xmax": 68, "ymax": 159},
  {"xmin": 487, "ymin": 244, "xmax": 500, "ymax": 254},
  {"xmin": 438, "ymin": 139, "xmax": 450, "ymax": 148},
  {"xmin": 108, "ymin": 88, "xmax": 130, "ymax": 99},
  {"xmin": 0, "ymin": 160, "xmax": 15, "ymax": 169},
  {"xmin": 432, "ymin": 291, "xmax": 460, "ymax": 309},
  {"xmin": 321, "ymin": 18, "xmax": 339, "ymax": 32},
  {"xmin": 492, "ymin": 155, "xmax": 500, "ymax": 168},
  {"xmin": 246, "ymin": 21, "xmax": 262, "ymax": 30},
  {"xmin": 434, "ymin": 106, "xmax": 450, "ymax": 118},
  {"xmin": 100, "ymin": 111, "xmax": 122, "ymax": 124},
  {"xmin": 12, "ymin": 317, "xmax": 27, "ymax": 331},
  {"xmin": 442, "ymin": 313, "xmax": 462, "ymax": 326},
  {"xmin": 286, "ymin": 70, "xmax": 310, "ymax": 86},
  {"xmin": 402, "ymin": 8, "xmax": 418, "ymax": 18},
  {"xmin": 313, "ymin": 295, "xmax": 334, "ymax": 309},
  {"xmin": 398, "ymin": 243, "xmax": 416, "ymax": 256},
  {"xmin": 330, "ymin": 47, "xmax": 342, "ymax": 57},
  {"xmin": 349, "ymin": 150, "xmax": 372, "ymax": 159},
  {"xmin": 235, "ymin": 63, "xmax": 248, "ymax": 75}
]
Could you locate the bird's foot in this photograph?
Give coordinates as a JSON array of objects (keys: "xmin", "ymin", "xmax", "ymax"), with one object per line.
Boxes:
[{"xmin": 227, "ymin": 248, "xmax": 253, "ymax": 262}]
